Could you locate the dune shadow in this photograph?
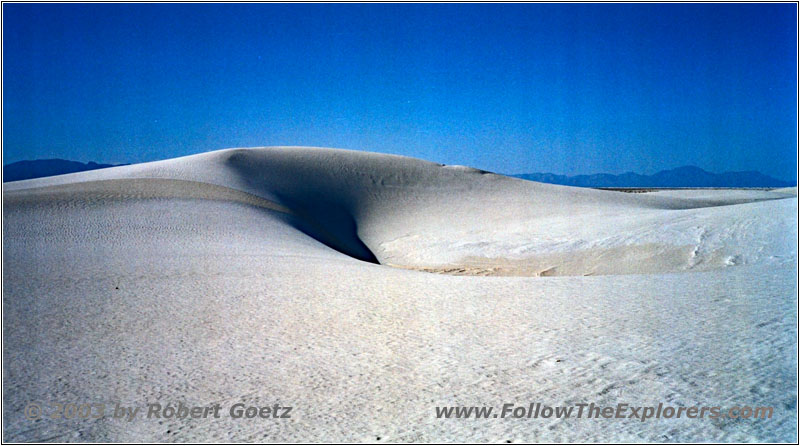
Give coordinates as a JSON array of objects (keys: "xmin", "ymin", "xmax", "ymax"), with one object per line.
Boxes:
[
  {"xmin": 224, "ymin": 150, "xmax": 380, "ymax": 264},
  {"xmin": 275, "ymin": 193, "xmax": 380, "ymax": 264}
]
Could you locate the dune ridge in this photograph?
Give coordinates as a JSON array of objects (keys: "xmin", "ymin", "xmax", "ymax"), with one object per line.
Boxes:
[{"xmin": 5, "ymin": 147, "xmax": 794, "ymax": 276}]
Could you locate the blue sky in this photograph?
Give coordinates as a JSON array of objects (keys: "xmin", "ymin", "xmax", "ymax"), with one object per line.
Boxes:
[{"xmin": 3, "ymin": 3, "xmax": 797, "ymax": 180}]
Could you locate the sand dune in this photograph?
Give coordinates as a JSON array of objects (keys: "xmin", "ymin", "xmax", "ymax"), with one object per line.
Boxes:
[
  {"xmin": 5, "ymin": 147, "xmax": 793, "ymax": 275},
  {"xmin": 3, "ymin": 147, "xmax": 797, "ymax": 441}
]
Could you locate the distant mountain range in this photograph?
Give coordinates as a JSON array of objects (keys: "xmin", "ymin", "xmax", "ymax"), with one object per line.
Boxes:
[
  {"xmin": 3, "ymin": 159, "xmax": 127, "ymax": 182},
  {"xmin": 511, "ymin": 166, "xmax": 795, "ymax": 188}
]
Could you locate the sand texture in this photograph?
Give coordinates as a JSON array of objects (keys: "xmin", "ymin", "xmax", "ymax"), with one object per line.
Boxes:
[{"xmin": 3, "ymin": 147, "xmax": 797, "ymax": 442}]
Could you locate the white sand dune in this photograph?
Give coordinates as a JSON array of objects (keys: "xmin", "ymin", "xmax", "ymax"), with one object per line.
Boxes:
[{"xmin": 3, "ymin": 147, "xmax": 797, "ymax": 442}]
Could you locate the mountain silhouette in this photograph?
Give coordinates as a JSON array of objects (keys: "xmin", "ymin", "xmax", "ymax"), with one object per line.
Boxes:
[
  {"xmin": 3, "ymin": 159, "xmax": 127, "ymax": 182},
  {"xmin": 512, "ymin": 166, "xmax": 794, "ymax": 188}
]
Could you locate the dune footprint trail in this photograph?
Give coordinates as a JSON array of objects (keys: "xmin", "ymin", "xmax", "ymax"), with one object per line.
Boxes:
[{"xmin": 3, "ymin": 147, "xmax": 797, "ymax": 442}]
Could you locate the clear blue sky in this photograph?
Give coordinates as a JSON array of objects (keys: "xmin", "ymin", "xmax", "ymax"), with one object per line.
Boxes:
[{"xmin": 3, "ymin": 3, "xmax": 797, "ymax": 180}]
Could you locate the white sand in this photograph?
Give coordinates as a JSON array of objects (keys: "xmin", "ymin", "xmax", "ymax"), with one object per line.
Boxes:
[{"xmin": 3, "ymin": 147, "xmax": 796, "ymax": 442}]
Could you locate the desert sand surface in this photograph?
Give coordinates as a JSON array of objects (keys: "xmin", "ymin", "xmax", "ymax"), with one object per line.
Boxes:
[{"xmin": 3, "ymin": 147, "xmax": 797, "ymax": 442}]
